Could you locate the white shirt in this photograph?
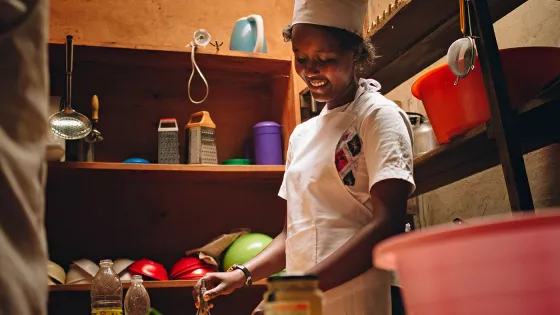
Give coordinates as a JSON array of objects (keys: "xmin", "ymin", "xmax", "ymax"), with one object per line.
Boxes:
[{"xmin": 279, "ymin": 90, "xmax": 415, "ymax": 210}]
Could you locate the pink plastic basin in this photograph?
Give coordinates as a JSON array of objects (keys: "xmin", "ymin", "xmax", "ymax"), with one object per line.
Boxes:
[{"xmin": 374, "ymin": 209, "xmax": 560, "ymax": 315}]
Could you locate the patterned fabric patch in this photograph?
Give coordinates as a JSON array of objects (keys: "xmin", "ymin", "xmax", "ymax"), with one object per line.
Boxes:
[
  {"xmin": 343, "ymin": 171, "xmax": 356, "ymax": 186},
  {"xmin": 334, "ymin": 127, "xmax": 362, "ymax": 186}
]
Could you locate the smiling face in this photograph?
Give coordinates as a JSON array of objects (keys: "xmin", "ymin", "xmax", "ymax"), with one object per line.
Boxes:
[{"xmin": 292, "ymin": 23, "xmax": 357, "ymax": 107}]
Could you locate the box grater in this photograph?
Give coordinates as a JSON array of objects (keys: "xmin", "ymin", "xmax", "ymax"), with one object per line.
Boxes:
[
  {"xmin": 186, "ymin": 111, "xmax": 217, "ymax": 164},
  {"xmin": 158, "ymin": 118, "xmax": 180, "ymax": 164}
]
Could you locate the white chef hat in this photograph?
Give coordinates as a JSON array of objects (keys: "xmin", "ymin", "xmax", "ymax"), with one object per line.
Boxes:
[{"xmin": 292, "ymin": 0, "xmax": 368, "ymax": 36}]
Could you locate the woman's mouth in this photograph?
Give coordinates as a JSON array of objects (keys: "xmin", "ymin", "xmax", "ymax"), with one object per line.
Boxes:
[{"xmin": 309, "ymin": 79, "xmax": 328, "ymax": 87}]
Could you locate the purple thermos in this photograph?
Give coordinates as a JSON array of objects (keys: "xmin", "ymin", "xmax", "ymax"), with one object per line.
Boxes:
[{"xmin": 253, "ymin": 121, "xmax": 283, "ymax": 165}]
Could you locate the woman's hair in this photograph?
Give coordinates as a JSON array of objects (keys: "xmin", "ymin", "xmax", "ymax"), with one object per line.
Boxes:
[{"xmin": 282, "ymin": 24, "xmax": 377, "ymax": 73}]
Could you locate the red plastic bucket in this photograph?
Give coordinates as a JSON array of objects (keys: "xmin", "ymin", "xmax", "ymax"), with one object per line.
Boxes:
[
  {"xmin": 374, "ymin": 209, "xmax": 560, "ymax": 315},
  {"xmin": 412, "ymin": 47, "xmax": 560, "ymax": 143}
]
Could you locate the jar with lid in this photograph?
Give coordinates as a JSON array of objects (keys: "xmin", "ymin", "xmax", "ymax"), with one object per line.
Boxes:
[{"xmin": 264, "ymin": 274, "xmax": 323, "ymax": 315}]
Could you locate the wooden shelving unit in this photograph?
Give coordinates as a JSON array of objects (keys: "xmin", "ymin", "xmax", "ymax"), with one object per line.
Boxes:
[
  {"xmin": 364, "ymin": 0, "xmax": 559, "ymax": 210},
  {"xmin": 49, "ymin": 279, "xmax": 267, "ymax": 292},
  {"xmin": 46, "ymin": 36, "xmax": 294, "ymax": 314}
]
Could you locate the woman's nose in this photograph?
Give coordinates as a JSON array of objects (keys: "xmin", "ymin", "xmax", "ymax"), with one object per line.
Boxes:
[{"xmin": 303, "ymin": 60, "xmax": 320, "ymax": 76}]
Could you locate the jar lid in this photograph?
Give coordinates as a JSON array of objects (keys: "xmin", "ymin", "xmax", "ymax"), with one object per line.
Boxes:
[
  {"xmin": 222, "ymin": 159, "xmax": 251, "ymax": 165},
  {"xmin": 267, "ymin": 273, "xmax": 318, "ymax": 282},
  {"xmin": 254, "ymin": 121, "xmax": 280, "ymax": 128}
]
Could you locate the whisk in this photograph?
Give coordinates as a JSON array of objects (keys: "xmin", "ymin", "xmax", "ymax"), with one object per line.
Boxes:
[{"xmin": 196, "ymin": 279, "xmax": 212, "ymax": 315}]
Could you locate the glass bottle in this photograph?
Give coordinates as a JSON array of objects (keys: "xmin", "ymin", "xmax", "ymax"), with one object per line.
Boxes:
[
  {"xmin": 124, "ymin": 275, "xmax": 151, "ymax": 315},
  {"xmin": 91, "ymin": 259, "xmax": 123, "ymax": 315}
]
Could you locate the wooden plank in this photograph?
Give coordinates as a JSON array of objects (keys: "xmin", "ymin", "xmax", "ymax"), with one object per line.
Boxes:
[
  {"xmin": 49, "ymin": 279, "xmax": 267, "ymax": 292},
  {"xmin": 361, "ymin": 0, "xmax": 527, "ymax": 93},
  {"xmin": 471, "ymin": 0, "xmax": 534, "ymax": 211},
  {"xmin": 49, "ymin": 43, "xmax": 292, "ymax": 77},
  {"xmin": 47, "ymin": 162, "xmax": 285, "ymax": 183},
  {"xmin": 49, "ymin": 284, "xmax": 266, "ymax": 315}
]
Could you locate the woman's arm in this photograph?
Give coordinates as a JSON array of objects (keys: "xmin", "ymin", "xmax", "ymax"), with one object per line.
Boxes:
[
  {"xmin": 197, "ymin": 214, "xmax": 287, "ymax": 301},
  {"xmin": 244, "ymin": 216, "xmax": 287, "ymax": 282},
  {"xmin": 305, "ymin": 179, "xmax": 411, "ymax": 292}
]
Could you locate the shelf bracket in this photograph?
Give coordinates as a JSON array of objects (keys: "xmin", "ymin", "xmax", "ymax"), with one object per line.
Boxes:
[{"xmin": 471, "ymin": 0, "xmax": 534, "ymax": 211}]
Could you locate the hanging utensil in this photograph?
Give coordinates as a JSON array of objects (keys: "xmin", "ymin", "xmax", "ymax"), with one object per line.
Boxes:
[
  {"xmin": 84, "ymin": 95, "xmax": 103, "ymax": 162},
  {"xmin": 186, "ymin": 29, "xmax": 211, "ymax": 104},
  {"xmin": 48, "ymin": 35, "xmax": 92, "ymax": 139},
  {"xmin": 446, "ymin": 0, "xmax": 477, "ymax": 86}
]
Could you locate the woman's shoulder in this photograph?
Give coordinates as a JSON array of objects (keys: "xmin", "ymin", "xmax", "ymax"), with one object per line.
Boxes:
[{"xmin": 353, "ymin": 89, "xmax": 407, "ymax": 123}]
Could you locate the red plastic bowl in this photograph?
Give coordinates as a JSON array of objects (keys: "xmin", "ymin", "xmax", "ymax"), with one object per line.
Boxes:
[
  {"xmin": 374, "ymin": 209, "xmax": 560, "ymax": 315},
  {"xmin": 128, "ymin": 258, "xmax": 168, "ymax": 281},
  {"xmin": 174, "ymin": 267, "xmax": 214, "ymax": 280},
  {"xmin": 170, "ymin": 257, "xmax": 204, "ymax": 277},
  {"xmin": 412, "ymin": 47, "xmax": 560, "ymax": 143}
]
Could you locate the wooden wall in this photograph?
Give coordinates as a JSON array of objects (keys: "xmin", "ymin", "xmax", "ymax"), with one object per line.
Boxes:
[{"xmin": 49, "ymin": 0, "xmax": 295, "ymax": 59}]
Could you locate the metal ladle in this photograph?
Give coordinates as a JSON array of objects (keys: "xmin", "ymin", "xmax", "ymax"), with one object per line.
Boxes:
[
  {"xmin": 446, "ymin": 0, "xmax": 477, "ymax": 86},
  {"xmin": 48, "ymin": 35, "xmax": 92, "ymax": 139}
]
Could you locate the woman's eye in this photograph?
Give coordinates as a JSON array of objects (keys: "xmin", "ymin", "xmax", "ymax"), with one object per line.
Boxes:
[
  {"xmin": 296, "ymin": 57, "xmax": 307, "ymax": 64},
  {"xmin": 317, "ymin": 57, "xmax": 334, "ymax": 64}
]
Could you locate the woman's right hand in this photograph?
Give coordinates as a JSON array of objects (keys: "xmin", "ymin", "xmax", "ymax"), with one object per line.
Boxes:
[{"xmin": 192, "ymin": 270, "xmax": 246, "ymax": 308}]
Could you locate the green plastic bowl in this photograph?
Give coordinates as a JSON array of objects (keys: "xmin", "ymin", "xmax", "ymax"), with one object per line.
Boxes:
[{"xmin": 222, "ymin": 233, "xmax": 273, "ymax": 271}]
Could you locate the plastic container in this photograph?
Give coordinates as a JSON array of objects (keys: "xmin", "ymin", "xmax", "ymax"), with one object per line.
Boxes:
[
  {"xmin": 373, "ymin": 209, "xmax": 560, "ymax": 315},
  {"xmin": 128, "ymin": 259, "xmax": 168, "ymax": 281},
  {"xmin": 124, "ymin": 275, "xmax": 151, "ymax": 315},
  {"xmin": 412, "ymin": 47, "xmax": 560, "ymax": 143},
  {"xmin": 253, "ymin": 121, "xmax": 283, "ymax": 165},
  {"xmin": 222, "ymin": 159, "xmax": 251, "ymax": 165},
  {"xmin": 91, "ymin": 259, "xmax": 123, "ymax": 314}
]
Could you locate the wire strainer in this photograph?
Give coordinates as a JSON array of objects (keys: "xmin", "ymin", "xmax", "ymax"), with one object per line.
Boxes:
[
  {"xmin": 446, "ymin": 0, "xmax": 477, "ymax": 86},
  {"xmin": 48, "ymin": 35, "xmax": 92, "ymax": 139}
]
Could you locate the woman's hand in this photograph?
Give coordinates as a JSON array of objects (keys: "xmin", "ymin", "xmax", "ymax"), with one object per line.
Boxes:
[
  {"xmin": 192, "ymin": 270, "xmax": 246, "ymax": 308},
  {"xmin": 251, "ymin": 300, "xmax": 265, "ymax": 315}
]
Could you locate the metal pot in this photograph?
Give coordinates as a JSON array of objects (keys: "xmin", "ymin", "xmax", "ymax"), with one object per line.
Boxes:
[{"xmin": 407, "ymin": 112, "xmax": 439, "ymax": 157}]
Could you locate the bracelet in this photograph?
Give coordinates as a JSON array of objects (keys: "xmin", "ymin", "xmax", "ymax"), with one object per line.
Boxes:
[{"xmin": 227, "ymin": 264, "xmax": 252, "ymax": 287}]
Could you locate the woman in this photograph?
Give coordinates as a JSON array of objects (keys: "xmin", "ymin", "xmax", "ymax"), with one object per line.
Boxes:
[{"xmin": 193, "ymin": 0, "xmax": 415, "ymax": 314}]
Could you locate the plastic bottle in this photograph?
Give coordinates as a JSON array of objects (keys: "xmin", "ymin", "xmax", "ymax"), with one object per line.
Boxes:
[
  {"xmin": 124, "ymin": 275, "xmax": 151, "ymax": 315},
  {"xmin": 91, "ymin": 259, "xmax": 123, "ymax": 315}
]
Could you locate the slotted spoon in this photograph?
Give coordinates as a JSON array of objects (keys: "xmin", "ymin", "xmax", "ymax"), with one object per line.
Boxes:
[{"xmin": 48, "ymin": 35, "xmax": 92, "ymax": 139}]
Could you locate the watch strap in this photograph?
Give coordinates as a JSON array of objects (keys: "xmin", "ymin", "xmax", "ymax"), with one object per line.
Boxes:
[{"xmin": 228, "ymin": 264, "xmax": 252, "ymax": 287}]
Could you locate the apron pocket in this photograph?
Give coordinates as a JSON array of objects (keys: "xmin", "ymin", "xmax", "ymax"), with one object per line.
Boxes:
[{"xmin": 285, "ymin": 226, "xmax": 317, "ymax": 272}]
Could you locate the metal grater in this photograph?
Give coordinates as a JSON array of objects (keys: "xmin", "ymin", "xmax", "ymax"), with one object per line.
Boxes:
[
  {"xmin": 158, "ymin": 118, "xmax": 180, "ymax": 164},
  {"xmin": 186, "ymin": 111, "xmax": 217, "ymax": 164}
]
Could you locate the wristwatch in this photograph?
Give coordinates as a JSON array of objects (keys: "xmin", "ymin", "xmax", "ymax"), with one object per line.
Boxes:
[{"xmin": 227, "ymin": 264, "xmax": 252, "ymax": 287}]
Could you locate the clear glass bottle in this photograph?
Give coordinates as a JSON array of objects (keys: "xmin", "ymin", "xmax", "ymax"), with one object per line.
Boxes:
[
  {"xmin": 264, "ymin": 274, "xmax": 323, "ymax": 315},
  {"xmin": 91, "ymin": 259, "xmax": 123, "ymax": 315},
  {"xmin": 124, "ymin": 275, "xmax": 151, "ymax": 315}
]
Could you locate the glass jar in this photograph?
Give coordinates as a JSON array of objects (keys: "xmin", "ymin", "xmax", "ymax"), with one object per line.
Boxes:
[{"xmin": 264, "ymin": 274, "xmax": 323, "ymax": 315}]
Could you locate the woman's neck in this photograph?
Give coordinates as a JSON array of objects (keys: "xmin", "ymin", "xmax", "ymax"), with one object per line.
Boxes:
[{"xmin": 326, "ymin": 79, "xmax": 358, "ymax": 110}]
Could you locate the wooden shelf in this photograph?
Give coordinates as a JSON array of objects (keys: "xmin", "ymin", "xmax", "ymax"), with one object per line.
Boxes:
[
  {"xmin": 49, "ymin": 279, "xmax": 266, "ymax": 292},
  {"xmin": 48, "ymin": 41, "xmax": 291, "ymax": 78},
  {"xmin": 362, "ymin": 0, "xmax": 526, "ymax": 93},
  {"xmin": 412, "ymin": 80, "xmax": 560, "ymax": 197},
  {"xmin": 47, "ymin": 162, "xmax": 285, "ymax": 183}
]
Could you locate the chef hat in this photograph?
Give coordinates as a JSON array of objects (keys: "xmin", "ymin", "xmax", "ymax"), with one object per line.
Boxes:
[{"xmin": 292, "ymin": 0, "xmax": 368, "ymax": 36}]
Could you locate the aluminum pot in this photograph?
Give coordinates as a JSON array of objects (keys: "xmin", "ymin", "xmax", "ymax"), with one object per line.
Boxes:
[{"xmin": 407, "ymin": 112, "xmax": 439, "ymax": 157}]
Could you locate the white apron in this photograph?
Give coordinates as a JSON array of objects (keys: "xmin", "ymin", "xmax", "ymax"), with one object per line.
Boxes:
[{"xmin": 284, "ymin": 97, "xmax": 391, "ymax": 315}]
